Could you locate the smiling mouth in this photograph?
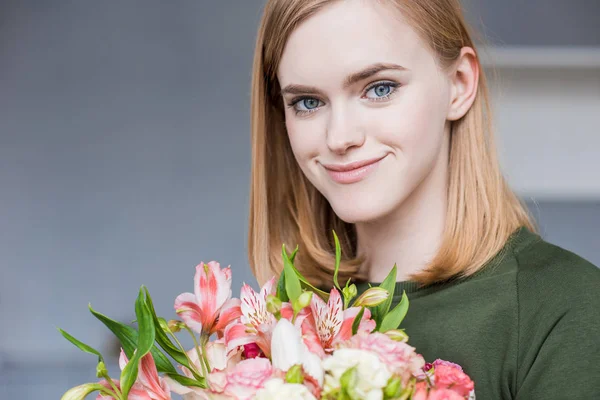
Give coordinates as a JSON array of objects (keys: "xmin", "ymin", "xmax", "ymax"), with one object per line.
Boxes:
[{"xmin": 322, "ymin": 155, "xmax": 386, "ymax": 184}]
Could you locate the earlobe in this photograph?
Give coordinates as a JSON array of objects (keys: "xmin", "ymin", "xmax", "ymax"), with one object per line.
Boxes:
[{"xmin": 447, "ymin": 47, "xmax": 479, "ymax": 121}]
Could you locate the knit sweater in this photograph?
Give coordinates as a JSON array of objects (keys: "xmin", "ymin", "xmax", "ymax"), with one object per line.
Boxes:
[{"xmin": 355, "ymin": 226, "xmax": 600, "ymax": 399}]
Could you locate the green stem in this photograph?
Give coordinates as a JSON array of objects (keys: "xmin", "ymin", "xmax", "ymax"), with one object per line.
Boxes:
[
  {"xmin": 184, "ymin": 326, "xmax": 210, "ymax": 377},
  {"xmin": 98, "ymin": 368, "xmax": 122, "ymax": 400},
  {"xmin": 106, "ymin": 379, "xmax": 122, "ymax": 400},
  {"xmin": 99, "ymin": 385, "xmax": 121, "ymax": 400},
  {"xmin": 167, "ymin": 329, "xmax": 203, "ymax": 378}
]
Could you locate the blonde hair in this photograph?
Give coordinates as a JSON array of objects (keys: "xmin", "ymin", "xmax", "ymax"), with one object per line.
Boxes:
[{"xmin": 248, "ymin": 0, "xmax": 537, "ymax": 287}]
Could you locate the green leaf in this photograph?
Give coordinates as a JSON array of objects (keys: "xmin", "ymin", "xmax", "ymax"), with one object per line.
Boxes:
[
  {"xmin": 276, "ymin": 269, "xmax": 289, "ymax": 302},
  {"xmin": 57, "ymin": 328, "xmax": 104, "ymax": 363},
  {"xmin": 332, "ymin": 230, "xmax": 342, "ymax": 290},
  {"xmin": 372, "ymin": 264, "xmax": 397, "ymax": 330},
  {"xmin": 165, "ymin": 372, "xmax": 207, "ymax": 389},
  {"xmin": 289, "ymin": 245, "xmax": 299, "ymax": 264},
  {"xmin": 380, "ymin": 291, "xmax": 409, "ymax": 332},
  {"xmin": 88, "ymin": 304, "xmax": 137, "ymax": 358},
  {"xmin": 351, "ymin": 307, "xmax": 365, "ymax": 335},
  {"xmin": 282, "ymin": 244, "xmax": 302, "ymax": 302},
  {"xmin": 120, "ymin": 286, "xmax": 156, "ymax": 398},
  {"xmin": 88, "ymin": 304, "xmax": 177, "ymax": 374},
  {"xmin": 142, "ymin": 287, "xmax": 184, "ymax": 373},
  {"xmin": 297, "ymin": 273, "xmax": 329, "ymax": 301},
  {"xmin": 276, "ymin": 244, "xmax": 329, "ymax": 301},
  {"xmin": 288, "ymin": 246, "xmax": 329, "ymax": 300}
]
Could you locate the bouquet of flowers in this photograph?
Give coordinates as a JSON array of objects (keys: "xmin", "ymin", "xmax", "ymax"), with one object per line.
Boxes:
[{"xmin": 59, "ymin": 233, "xmax": 475, "ymax": 399}]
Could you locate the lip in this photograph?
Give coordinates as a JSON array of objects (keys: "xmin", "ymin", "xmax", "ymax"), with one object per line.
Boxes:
[{"xmin": 321, "ymin": 155, "xmax": 387, "ymax": 184}]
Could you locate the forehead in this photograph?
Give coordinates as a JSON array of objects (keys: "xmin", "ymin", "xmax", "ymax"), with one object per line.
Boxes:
[{"xmin": 277, "ymin": 0, "xmax": 430, "ymax": 85}]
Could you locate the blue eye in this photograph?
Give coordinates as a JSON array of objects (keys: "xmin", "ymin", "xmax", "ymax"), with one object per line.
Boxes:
[
  {"xmin": 365, "ymin": 83, "xmax": 396, "ymax": 99},
  {"xmin": 297, "ymin": 98, "xmax": 321, "ymax": 111}
]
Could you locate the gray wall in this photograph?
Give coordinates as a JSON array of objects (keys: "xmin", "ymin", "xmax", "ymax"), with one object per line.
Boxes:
[
  {"xmin": 1, "ymin": 1, "xmax": 598, "ymax": 399},
  {"xmin": 464, "ymin": 0, "xmax": 600, "ymax": 46}
]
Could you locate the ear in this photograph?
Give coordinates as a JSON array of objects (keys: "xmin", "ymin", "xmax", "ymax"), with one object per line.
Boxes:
[{"xmin": 446, "ymin": 47, "xmax": 479, "ymax": 121}]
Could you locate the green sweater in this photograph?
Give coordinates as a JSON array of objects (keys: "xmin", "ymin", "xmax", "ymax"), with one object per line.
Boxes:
[{"xmin": 356, "ymin": 227, "xmax": 600, "ymax": 399}]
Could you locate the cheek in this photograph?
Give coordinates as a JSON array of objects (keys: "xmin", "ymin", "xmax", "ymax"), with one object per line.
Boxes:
[
  {"xmin": 285, "ymin": 116, "xmax": 323, "ymax": 162},
  {"xmin": 375, "ymin": 81, "xmax": 449, "ymax": 160}
]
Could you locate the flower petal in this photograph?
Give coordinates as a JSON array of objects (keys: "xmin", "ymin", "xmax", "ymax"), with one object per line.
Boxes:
[
  {"xmin": 311, "ymin": 288, "xmax": 343, "ymax": 349},
  {"xmin": 260, "ymin": 277, "xmax": 276, "ymax": 299},
  {"xmin": 337, "ymin": 307, "xmax": 375, "ymax": 342},
  {"xmin": 213, "ymin": 298, "xmax": 242, "ymax": 334},
  {"xmin": 126, "ymin": 384, "xmax": 154, "ymax": 400},
  {"xmin": 240, "ymin": 284, "xmax": 267, "ymax": 326},
  {"xmin": 137, "ymin": 352, "xmax": 170, "ymax": 399},
  {"xmin": 271, "ymin": 319, "xmax": 303, "ymax": 371},
  {"xmin": 119, "ymin": 348, "xmax": 128, "ymax": 371},
  {"xmin": 301, "ymin": 343, "xmax": 324, "ymax": 387},
  {"xmin": 175, "ymin": 292, "xmax": 206, "ymax": 334},
  {"xmin": 301, "ymin": 316, "xmax": 326, "ymax": 359},
  {"xmin": 194, "ymin": 262, "xmax": 232, "ymax": 320},
  {"xmin": 225, "ymin": 322, "xmax": 257, "ymax": 354}
]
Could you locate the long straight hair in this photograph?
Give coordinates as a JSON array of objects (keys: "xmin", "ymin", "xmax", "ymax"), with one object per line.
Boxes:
[{"xmin": 248, "ymin": 0, "xmax": 537, "ymax": 287}]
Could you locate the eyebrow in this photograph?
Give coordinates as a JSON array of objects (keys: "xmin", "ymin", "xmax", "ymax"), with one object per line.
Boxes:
[{"xmin": 280, "ymin": 62, "xmax": 408, "ymax": 96}]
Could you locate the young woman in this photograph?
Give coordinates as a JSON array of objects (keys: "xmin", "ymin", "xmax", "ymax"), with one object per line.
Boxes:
[{"xmin": 247, "ymin": 0, "xmax": 600, "ymax": 398}]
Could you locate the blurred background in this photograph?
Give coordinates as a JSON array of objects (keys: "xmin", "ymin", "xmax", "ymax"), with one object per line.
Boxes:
[{"xmin": 0, "ymin": 0, "xmax": 598, "ymax": 398}]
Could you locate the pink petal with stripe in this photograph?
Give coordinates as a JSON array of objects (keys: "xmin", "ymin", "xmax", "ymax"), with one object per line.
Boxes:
[
  {"xmin": 310, "ymin": 288, "xmax": 343, "ymax": 349},
  {"xmin": 174, "ymin": 292, "xmax": 207, "ymax": 334},
  {"xmin": 337, "ymin": 306, "xmax": 376, "ymax": 343},
  {"xmin": 194, "ymin": 262, "xmax": 232, "ymax": 321},
  {"xmin": 212, "ymin": 298, "xmax": 242, "ymax": 335}
]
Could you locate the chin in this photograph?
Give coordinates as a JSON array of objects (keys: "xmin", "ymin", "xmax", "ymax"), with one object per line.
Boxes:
[{"xmin": 328, "ymin": 195, "xmax": 396, "ymax": 224}]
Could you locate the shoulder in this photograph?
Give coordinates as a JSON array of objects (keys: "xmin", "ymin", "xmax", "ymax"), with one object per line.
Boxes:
[
  {"xmin": 511, "ymin": 228, "xmax": 600, "ymax": 353},
  {"xmin": 512, "ymin": 230, "xmax": 600, "ymax": 303},
  {"xmin": 510, "ymin": 229, "xmax": 600, "ymax": 396}
]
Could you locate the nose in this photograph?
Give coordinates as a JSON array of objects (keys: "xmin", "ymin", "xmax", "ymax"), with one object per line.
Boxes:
[{"xmin": 326, "ymin": 104, "xmax": 366, "ymax": 155}]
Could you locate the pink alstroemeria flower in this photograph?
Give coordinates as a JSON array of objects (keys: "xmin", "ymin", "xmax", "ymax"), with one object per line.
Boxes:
[
  {"xmin": 224, "ymin": 278, "xmax": 277, "ymax": 357},
  {"xmin": 175, "ymin": 261, "xmax": 242, "ymax": 337},
  {"xmin": 302, "ymin": 288, "xmax": 376, "ymax": 356},
  {"xmin": 97, "ymin": 350, "xmax": 171, "ymax": 400}
]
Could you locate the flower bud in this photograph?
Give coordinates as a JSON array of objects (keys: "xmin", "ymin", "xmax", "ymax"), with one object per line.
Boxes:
[
  {"xmin": 243, "ymin": 343, "xmax": 262, "ymax": 359},
  {"xmin": 293, "ymin": 291, "xmax": 313, "ymax": 313},
  {"xmin": 160, "ymin": 318, "xmax": 184, "ymax": 334},
  {"xmin": 266, "ymin": 295, "xmax": 283, "ymax": 315},
  {"xmin": 384, "ymin": 376, "xmax": 402, "ymax": 398},
  {"xmin": 342, "ymin": 283, "xmax": 358, "ymax": 304},
  {"xmin": 61, "ymin": 383, "xmax": 106, "ymax": 400},
  {"xmin": 285, "ymin": 364, "xmax": 305, "ymax": 384},
  {"xmin": 399, "ymin": 378, "xmax": 416, "ymax": 399},
  {"xmin": 352, "ymin": 287, "xmax": 389, "ymax": 308},
  {"xmin": 384, "ymin": 329, "xmax": 409, "ymax": 343},
  {"xmin": 95, "ymin": 361, "xmax": 108, "ymax": 378},
  {"xmin": 340, "ymin": 366, "xmax": 358, "ymax": 398}
]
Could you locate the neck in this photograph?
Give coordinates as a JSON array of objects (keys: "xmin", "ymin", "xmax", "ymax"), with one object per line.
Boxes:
[{"xmin": 355, "ymin": 134, "xmax": 450, "ymax": 283}]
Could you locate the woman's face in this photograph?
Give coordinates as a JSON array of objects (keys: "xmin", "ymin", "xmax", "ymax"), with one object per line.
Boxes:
[{"xmin": 277, "ymin": 0, "xmax": 454, "ymax": 224}]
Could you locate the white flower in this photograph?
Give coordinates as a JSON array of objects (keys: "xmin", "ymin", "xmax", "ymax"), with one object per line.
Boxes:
[
  {"xmin": 322, "ymin": 348, "xmax": 391, "ymax": 400},
  {"xmin": 254, "ymin": 378, "xmax": 316, "ymax": 400},
  {"xmin": 271, "ymin": 318, "xmax": 324, "ymax": 386}
]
